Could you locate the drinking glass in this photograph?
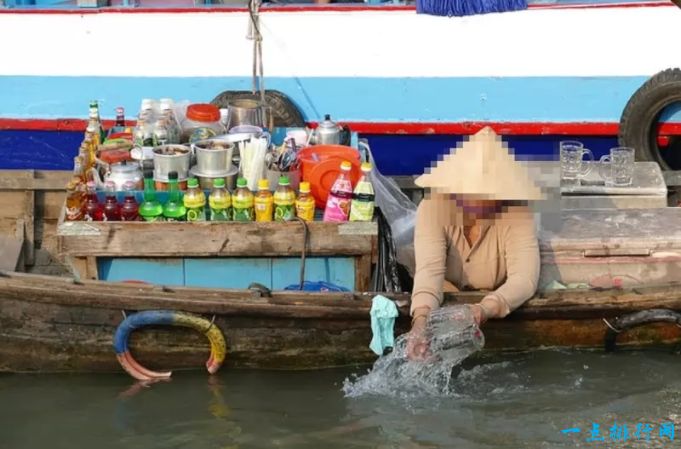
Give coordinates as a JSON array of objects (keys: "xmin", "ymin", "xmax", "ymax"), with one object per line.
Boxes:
[
  {"xmin": 598, "ymin": 147, "xmax": 635, "ymax": 187},
  {"xmin": 560, "ymin": 141, "xmax": 594, "ymax": 184}
]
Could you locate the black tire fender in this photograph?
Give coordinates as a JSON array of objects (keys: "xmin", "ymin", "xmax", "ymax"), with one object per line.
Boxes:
[
  {"xmin": 604, "ymin": 308, "xmax": 681, "ymax": 352},
  {"xmin": 211, "ymin": 90, "xmax": 306, "ymax": 128},
  {"xmin": 618, "ymin": 68, "xmax": 681, "ymax": 170}
]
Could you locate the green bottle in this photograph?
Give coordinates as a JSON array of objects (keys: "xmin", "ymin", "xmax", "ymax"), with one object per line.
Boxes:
[
  {"xmin": 163, "ymin": 171, "xmax": 187, "ymax": 221},
  {"xmin": 232, "ymin": 177, "xmax": 254, "ymax": 222},
  {"xmin": 209, "ymin": 178, "xmax": 231, "ymax": 221},
  {"xmin": 184, "ymin": 177, "xmax": 207, "ymax": 222},
  {"xmin": 139, "ymin": 169, "xmax": 164, "ymax": 222}
]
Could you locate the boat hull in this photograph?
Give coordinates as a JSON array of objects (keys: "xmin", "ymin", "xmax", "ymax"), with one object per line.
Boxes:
[{"xmin": 2, "ymin": 272, "xmax": 681, "ymax": 373}]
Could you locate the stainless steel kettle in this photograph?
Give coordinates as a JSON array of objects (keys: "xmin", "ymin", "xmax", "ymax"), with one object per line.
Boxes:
[{"xmin": 313, "ymin": 114, "xmax": 350, "ymax": 145}]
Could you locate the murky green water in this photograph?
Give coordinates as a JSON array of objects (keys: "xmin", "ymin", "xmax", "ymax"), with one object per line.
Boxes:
[{"xmin": 1, "ymin": 350, "xmax": 680, "ymax": 449}]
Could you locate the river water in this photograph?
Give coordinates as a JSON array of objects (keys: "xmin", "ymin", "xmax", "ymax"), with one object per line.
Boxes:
[{"xmin": 1, "ymin": 350, "xmax": 680, "ymax": 449}]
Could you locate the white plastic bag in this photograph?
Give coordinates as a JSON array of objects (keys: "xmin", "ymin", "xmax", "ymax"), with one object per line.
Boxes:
[{"xmin": 362, "ymin": 142, "xmax": 417, "ymax": 276}]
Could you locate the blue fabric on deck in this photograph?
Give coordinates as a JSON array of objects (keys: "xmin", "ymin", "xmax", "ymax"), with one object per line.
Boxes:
[
  {"xmin": 283, "ymin": 281, "xmax": 350, "ymax": 292},
  {"xmin": 417, "ymin": 0, "xmax": 527, "ymax": 17},
  {"xmin": 369, "ymin": 295, "xmax": 399, "ymax": 356}
]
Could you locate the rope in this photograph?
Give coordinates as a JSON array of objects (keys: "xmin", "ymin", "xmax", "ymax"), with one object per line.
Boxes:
[
  {"xmin": 602, "ymin": 318, "xmax": 621, "ymax": 334},
  {"xmin": 293, "ymin": 217, "xmax": 309, "ymax": 290}
]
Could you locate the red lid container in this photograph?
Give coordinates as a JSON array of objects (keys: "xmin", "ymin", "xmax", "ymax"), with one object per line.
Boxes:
[{"xmin": 186, "ymin": 104, "xmax": 220, "ymax": 123}]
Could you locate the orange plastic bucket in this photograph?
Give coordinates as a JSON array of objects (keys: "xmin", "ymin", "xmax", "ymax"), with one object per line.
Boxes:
[
  {"xmin": 297, "ymin": 145, "xmax": 361, "ymax": 180},
  {"xmin": 297, "ymin": 145, "xmax": 362, "ymax": 208}
]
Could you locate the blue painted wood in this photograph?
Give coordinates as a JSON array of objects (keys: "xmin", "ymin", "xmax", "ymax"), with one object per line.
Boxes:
[
  {"xmin": 184, "ymin": 258, "xmax": 272, "ymax": 289},
  {"xmin": 271, "ymin": 257, "xmax": 355, "ymax": 291},
  {"xmin": 97, "ymin": 257, "xmax": 185, "ymax": 285}
]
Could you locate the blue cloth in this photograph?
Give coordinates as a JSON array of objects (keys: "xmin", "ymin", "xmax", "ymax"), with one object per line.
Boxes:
[
  {"xmin": 283, "ymin": 281, "xmax": 350, "ymax": 292},
  {"xmin": 369, "ymin": 295, "xmax": 399, "ymax": 356}
]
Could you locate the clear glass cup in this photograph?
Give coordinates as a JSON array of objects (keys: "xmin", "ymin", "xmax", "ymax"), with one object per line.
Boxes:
[
  {"xmin": 560, "ymin": 140, "xmax": 594, "ymax": 185},
  {"xmin": 599, "ymin": 147, "xmax": 635, "ymax": 187}
]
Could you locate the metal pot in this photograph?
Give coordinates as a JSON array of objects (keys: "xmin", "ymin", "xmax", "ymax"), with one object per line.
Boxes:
[
  {"xmin": 192, "ymin": 139, "xmax": 235, "ymax": 175},
  {"xmin": 226, "ymin": 99, "xmax": 272, "ymax": 130},
  {"xmin": 312, "ymin": 114, "xmax": 350, "ymax": 145},
  {"xmin": 90, "ymin": 161, "xmax": 143, "ymax": 191},
  {"xmin": 153, "ymin": 144, "xmax": 191, "ymax": 180}
]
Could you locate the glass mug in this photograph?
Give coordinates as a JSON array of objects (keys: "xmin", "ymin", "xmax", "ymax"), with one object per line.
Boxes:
[
  {"xmin": 598, "ymin": 147, "xmax": 635, "ymax": 187},
  {"xmin": 560, "ymin": 141, "xmax": 594, "ymax": 183}
]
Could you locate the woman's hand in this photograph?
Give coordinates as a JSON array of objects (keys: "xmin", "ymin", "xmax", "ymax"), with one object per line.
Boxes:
[{"xmin": 406, "ymin": 315, "xmax": 431, "ymax": 361}]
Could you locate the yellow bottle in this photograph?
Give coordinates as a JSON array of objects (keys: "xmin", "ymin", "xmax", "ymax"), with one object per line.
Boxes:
[
  {"xmin": 295, "ymin": 181, "xmax": 316, "ymax": 222},
  {"xmin": 254, "ymin": 179, "xmax": 274, "ymax": 222}
]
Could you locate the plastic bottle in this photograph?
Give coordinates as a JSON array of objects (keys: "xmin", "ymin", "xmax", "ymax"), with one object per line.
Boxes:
[
  {"xmin": 83, "ymin": 181, "xmax": 104, "ymax": 222},
  {"xmin": 162, "ymin": 171, "xmax": 187, "ymax": 221},
  {"xmin": 65, "ymin": 178, "xmax": 85, "ymax": 221},
  {"xmin": 349, "ymin": 162, "xmax": 375, "ymax": 222},
  {"xmin": 209, "ymin": 178, "xmax": 231, "ymax": 221},
  {"xmin": 323, "ymin": 161, "xmax": 353, "ymax": 222},
  {"xmin": 295, "ymin": 181, "xmax": 316, "ymax": 222},
  {"xmin": 184, "ymin": 178, "xmax": 207, "ymax": 222},
  {"xmin": 103, "ymin": 181, "xmax": 121, "ymax": 221},
  {"xmin": 139, "ymin": 169, "xmax": 164, "ymax": 222},
  {"xmin": 88, "ymin": 100, "xmax": 106, "ymax": 144},
  {"xmin": 232, "ymin": 177, "xmax": 254, "ymax": 222},
  {"xmin": 274, "ymin": 176, "xmax": 296, "ymax": 222},
  {"xmin": 254, "ymin": 179, "xmax": 274, "ymax": 222},
  {"xmin": 120, "ymin": 180, "xmax": 139, "ymax": 221}
]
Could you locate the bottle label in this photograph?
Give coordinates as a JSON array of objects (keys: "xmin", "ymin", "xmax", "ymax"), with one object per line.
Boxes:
[
  {"xmin": 66, "ymin": 207, "xmax": 83, "ymax": 221},
  {"xmin": 255, "ymin": 198, "xmax": 274, "ymax": 222},
  {"xmin": 295, "ymin": 199, "xmax": 315, "ymax": 222},
  {"xmin": 189, "ymin": 127, "xmax": 217, "ymax": 144},
  {"xmin": 275, "ymin": 204, "xmax": 295, "ymax": 222},
  {"xmin": 350, "ymin": 199, "xmax": 375, "ymax": 222},
  {"xmin": 186, "ymin": 206, "xmax": 206, "ymax": 222},
  {"xmin": 323, "ymin": 195, "xmax": 350, "ymax": 222},
  {"xmin": 210, "ymin": 207, "xmax": 230, "ymax": 221},
  {"xmin": 233, "ymin": 207, "xmax": 254, "ymax": 222}
]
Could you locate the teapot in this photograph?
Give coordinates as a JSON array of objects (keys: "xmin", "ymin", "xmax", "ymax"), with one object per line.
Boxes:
[
  {"xmin": 312, "ymin": 114, "xmax": 351, "ymax": 146},
  {"xmin": 90, "ymin": 161, "xmax": 144, "ymax": 191}
]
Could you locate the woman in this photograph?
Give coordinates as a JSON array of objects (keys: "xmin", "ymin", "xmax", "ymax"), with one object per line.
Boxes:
[{"xmin": 406, "ymin": 127, "xmax": 544, "ymax": 360}]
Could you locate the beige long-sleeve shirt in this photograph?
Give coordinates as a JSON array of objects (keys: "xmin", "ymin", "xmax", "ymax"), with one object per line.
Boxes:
[{"xmin": 410, "ymin": 195, "xmax": 540, "ymax": 318}]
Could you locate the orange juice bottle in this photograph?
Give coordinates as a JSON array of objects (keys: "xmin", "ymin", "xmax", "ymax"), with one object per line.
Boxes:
[
  {"xmin": 254, "ymin": 179, "xmax": 274, "ymax": 222},
  {"xmin": 274, "ymin": 176, "xmax": 296, "ymax": 222},
  {"xmin": 295, "ymin": 181, "xmax": 315, "ymax": 222}
]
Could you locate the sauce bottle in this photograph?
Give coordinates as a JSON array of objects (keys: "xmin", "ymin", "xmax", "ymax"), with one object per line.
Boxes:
[
  {"xmin": 254, "ymin": 179, "xmax": 274, "ymax": 222},
  {"xmin": 323, "ymin": 161, "xmax": 353, "ymax": 222},
  {"xmin": 274, "ymin": 176, "xmax": 296, "ymax": 222},
  {"xmin": 184, "ymin": 178, "xmax": 207, "ymax": 222},
  {"xmin": 139, "ymin": 169, "xmax": 164, "ymax": 222},
  {"xmin": 209, "ymin": 178, "xmax": 231, "ymax": 221},
  {"xmin": 120, "ymin": 180, "xmax": 139, "ymax": 221},
  {"xmin": 83, "ymin": 181, "xmax": 104, "ymax": 222},
  {"xmin": 295, "ymin": 181, "xmax": 315, "ymax": 222},
  {"xmin": 102, "ymin": 180, "xmax": 121, "ymax": 221},
  {"xmin": 349, "ymin": 162, "xmax": 375, "ymax": 222},
  {"xmin": 162, "ymin": 171, "xmax": 187, "ymax": 221},
  {"xmin": 232, "ymin": 177, "xmax": 254, "ymax": 222}
]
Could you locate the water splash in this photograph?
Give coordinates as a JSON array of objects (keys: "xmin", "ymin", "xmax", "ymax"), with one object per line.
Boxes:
[{"xmin": 343, "ymin": 306, "xmax": 485, "ymax": 398}]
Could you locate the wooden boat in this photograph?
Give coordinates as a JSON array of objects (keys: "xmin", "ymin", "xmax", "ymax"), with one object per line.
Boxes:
[{"xmin": 2, "ymin": 270, "xmax": 681, "ymax": 373}]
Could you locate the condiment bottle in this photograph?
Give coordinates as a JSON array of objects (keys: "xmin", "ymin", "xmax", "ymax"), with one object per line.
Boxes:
[
  {"xmin": 103, "ymin": 180, "xmax": 121, "ymax": 221},
  {"xmin": 349, "ymin": 162, "xmax": 375, "ymax": 222},
  {"xmin": 139, "ymin": 169, "xmax": 164, "ymax": 222},
  {"xmin": 162, "ymin": 171, "xmax": 187, "ymax": 221},
  {"xmin": 120, "ymin": 180, "xmax": 139, "ymax": 221},
  {"xmin": 323, "ymin": 161, "xmax": 353, "ymax": 222},
  {"xmin": 232, "ymin": 177, "xmax": 254, "ymax": 222},
  {"xmin": 295, "ymin": 181, "xmax": 315, "ymax": 222},
  {"xmin": 83, "ymin": 181, "xmax": 104, "ymax": 222},
  {"xmin": 184, "ymin": 178, "xmax": 207, "ymax": 222},
  {"xmin": 274, "ymin": 176, "xmax": 296, "ymax": 222},
  {"xmin": 254, "ymin": 179, "xmax": 274, "ymax": 222},
  {"xmin": 209, "ymin": 178, "xmax": 231, "ymax": 221},
  {"xmin": 65, "ymin": 179, "xmax": 84, "ymax": 221}
]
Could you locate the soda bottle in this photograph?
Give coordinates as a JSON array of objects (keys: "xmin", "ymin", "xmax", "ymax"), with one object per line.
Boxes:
[
  {"xmin": 152, "ymin": 119, "xmax": 169, "ymax": 147},
  {"xmin": 115, "ymin": 106, "xmax": 126, "ymax": 128},
  {"xmin": 323, "ymin": 161, "xmax": 353, "ymax": 222},
  {"xmin": 209, "ymin": 178, "xmax": 231, "ymax": 221},
  {"xmin": 349, "ymin": 162, "xmax": 375, "ymax": 222},
  {"xmin": 254, "ymin": 179, "xmax": 274, "ymax": 222},
  {"xmin": 88, "ymin": 100, "xmax": 106, "ymax": 144},
  {"xmin": 159, "ymin": 98, "xmax": 180, "ymax": 143},
  {"xmin": 103, "ymin": 181, "xmax": 121, "ymax": 221},
  {"xmin": 65, "ymin": 178, "xmax": 85, "ymax": 221},
  {"xmin": 295, "ymin": 181, "xmax": 315, "ymax": 222},
  {"xmin": 120, "ymin": 180, "xmax": 139, "ymax": 221},
  {"xmin": 139, "ymin": 169, "xmax": 164, "ymax": 222},
  {"xmin": 83, "ymin": 181, "xmax": 104, "ymax": 222},
  {"xmin": 162, "ymin": 171, "xmax": 187, "ymax": 221},
  {"xmin": 184, "ymin": 178, "xmax": 207, "ymax": 222},
  {"xmin": 232, "ymin": 177, "xmax": 254, "ymax": 222},
  {"xmin": 274, "ymin": 176, "xmax": 296, "ymax": 222}
]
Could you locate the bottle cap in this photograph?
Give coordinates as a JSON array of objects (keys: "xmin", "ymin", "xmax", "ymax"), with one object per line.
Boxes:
[
  {"xmin": 236, "ymin": 177, "xmax": 247, "ymax": 188},
  {"xmin": 116, "ymin": 106, "xmax": 124, "ymax": 115},
  {"xmin": 278, "ymin": 175, "xmax": 290, "ymax": 186},
  {"xmin": 168, "ymin": 171, "xmax": 178, "ymax": 181},
  {"xmin": 187, "ymin": 178, "xmax": 199, "ymax": 188},
  {"xmin": 340, "ymin": 160, "xmax": 352, "ymax": 171},
  {"xmin": 361, "ymin": 162, "xmax": 373, "ymax": 172},
  {"xmin": 299, "ymin": 181, "xmax": 311, "ymax": 193},
  {"xmin": 258, "ymin": 179, "xmax": 270, "ymax": 190},
  {"xmin": 213, "ymin": 178, "xmax": 225, "ymax": 188}
]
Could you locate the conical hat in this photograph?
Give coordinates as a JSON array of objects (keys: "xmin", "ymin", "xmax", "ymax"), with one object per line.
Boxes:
[{"xmin": 414, "ymin": 127, "xmax": 544, "ymax": 200}]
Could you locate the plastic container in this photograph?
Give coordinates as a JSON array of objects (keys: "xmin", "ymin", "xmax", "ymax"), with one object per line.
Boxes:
[
  {"xmin": 254, "ymin": 179, "xmax": 274, "ymax": 222},
  {"xmin": 181, "ymin": 104, "xmax": 225, "ymax": 144},
  {"xmin": 232, "ymin": 177, "xmax": 254, "ymax": 222},
  {"xmin": 295, "ymin": 181, "xmax": 315, "ymax": 222},
  {"xmin": 184, "ymin": 178, "xmax": 207, "ymax": 222},
  {"xmin": 209, "ymin": 178, "xmax": 231, "ymax": 221},
  {"xmin": 322, "ymin": 161, "xmax": 353, "ymax": 223},
  {"xmin": 349, "ymin": 162, "xmax": 375, "ymax": 222},
  {"xmin": 274, "ymin": 176, "xmax": 296, "ymax": 222},
  {"xmin": 297, "ymin": 145, "xmax": 361, "ymax": 180}
]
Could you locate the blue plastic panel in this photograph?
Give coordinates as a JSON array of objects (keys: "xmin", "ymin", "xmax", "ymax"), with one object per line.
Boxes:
[
  {"xmin": 184, "ymin": 258, "xmax": 272, "ymax": 289},
  {"xmin": 271, "ymin": 257, "xmax": 355, "ymax": 290},
  {"xmin": 98, "ymin": 257, "xmax": 184, "ymax": 285}
]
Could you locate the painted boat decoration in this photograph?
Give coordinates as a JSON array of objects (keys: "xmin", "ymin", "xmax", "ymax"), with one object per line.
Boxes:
[
  {"xmin": 1, "ymin": 0, "xmax": 680, "ymax": 174},
  {"xmin": 1, "ymin": 270, "xmax": 681, "ymax": 373}
]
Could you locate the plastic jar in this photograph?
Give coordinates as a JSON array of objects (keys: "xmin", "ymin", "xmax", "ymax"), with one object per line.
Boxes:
[{"xmin": 181, "ymin": 104, "xmax": 225, "ymax": 144}]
